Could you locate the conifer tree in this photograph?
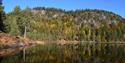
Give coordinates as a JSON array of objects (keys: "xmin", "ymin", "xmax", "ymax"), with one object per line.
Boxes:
[{"xmin": 0, "ymin": 0, "xmax": 6, "ymax": 32}]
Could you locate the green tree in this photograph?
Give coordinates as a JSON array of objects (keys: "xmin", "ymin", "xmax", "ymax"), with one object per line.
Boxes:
[
  {"xmin": 12, "ymin": 6, "xmax": 22, "ymax": 35},
  {"xmin": 5, "ymin": 6, "xmax": 22, "ymax": 35},
  {"xmin": 7, "ymin": 16, "xmax": 20, "ymax": 35},
  {"xmin": 0, "ymin": 0, "xmax": 6, "ymax": 32}
]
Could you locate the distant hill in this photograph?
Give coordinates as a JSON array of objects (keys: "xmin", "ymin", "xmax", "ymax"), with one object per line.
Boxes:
[
  {"xmin": 5, "ymin": 7, "xmax": 125, "ymax": 41},
  {"xmin": 32, "ymin": 7, "xmax": 124, "ymax": 27}
]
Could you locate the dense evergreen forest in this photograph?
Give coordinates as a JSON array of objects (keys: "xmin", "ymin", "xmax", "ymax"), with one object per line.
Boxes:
[{"xmin": 1, "ymin": 6, "xmax": 125, "ymax": 41}]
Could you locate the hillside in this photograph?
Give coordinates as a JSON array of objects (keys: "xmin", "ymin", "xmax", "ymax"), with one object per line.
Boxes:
[
  {"xmin": 32, "ymin": 7, "xmax": 124, "ymax": 26},
  {"xmin": 5, "ymin": 7, "xmax": 125, "ymax": 41}
]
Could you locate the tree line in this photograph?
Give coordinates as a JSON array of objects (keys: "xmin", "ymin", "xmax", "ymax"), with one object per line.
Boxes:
[{"xmin": 0, "ymin": 6, "xmax": 125, "ymax": 41}]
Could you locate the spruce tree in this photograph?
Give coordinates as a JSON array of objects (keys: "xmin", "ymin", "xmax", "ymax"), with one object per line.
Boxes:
[{"xmin": 0, "ymin": 0, "xmax": 6, "ymax": 32}]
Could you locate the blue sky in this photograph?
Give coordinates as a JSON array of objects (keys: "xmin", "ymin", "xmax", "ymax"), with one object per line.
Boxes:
[{"xmin": 3, "ymin": 0, "xmax": 125, "ymax": 18}]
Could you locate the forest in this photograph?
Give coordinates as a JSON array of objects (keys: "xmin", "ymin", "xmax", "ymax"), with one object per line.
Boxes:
[
  {"xmin": 1, "ymin": 6, "xmax": 125, "ymax": 41},
  {"xmin": 1, "ymin": 1, "xmax": 125, "ymax": 63}
]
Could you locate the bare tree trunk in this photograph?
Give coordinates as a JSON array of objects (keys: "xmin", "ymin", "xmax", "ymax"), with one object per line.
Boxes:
[
  {"xmin": 23, "ymin": 48, "xmax": 26, "ymax": 62},
  {"xmin": 24, "ymin": 26, "xmax": 27, "ymax": 39},
  {"xmin": 23, "ymin": 26, "xmax": 26, "ymax": 63}
]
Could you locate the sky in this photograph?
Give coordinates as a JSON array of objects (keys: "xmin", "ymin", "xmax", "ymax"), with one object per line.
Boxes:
[{"xmin": 3, "ymin": 0, "xmax": 125, "ymax": 18}]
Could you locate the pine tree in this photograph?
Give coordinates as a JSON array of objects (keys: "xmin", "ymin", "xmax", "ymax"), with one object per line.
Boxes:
[
  {"xmin": 0, "ymin": 0, "xmax": 6, "ymax": 32},
  {"xmin": 13, "ymin": 6, "xmax": 22, "ymax": 35}
]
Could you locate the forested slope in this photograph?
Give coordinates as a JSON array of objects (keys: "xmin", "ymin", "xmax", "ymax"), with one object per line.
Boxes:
[{"xmin": 5, "ymin": 6, "xmax": 125, "ymax": 41}]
